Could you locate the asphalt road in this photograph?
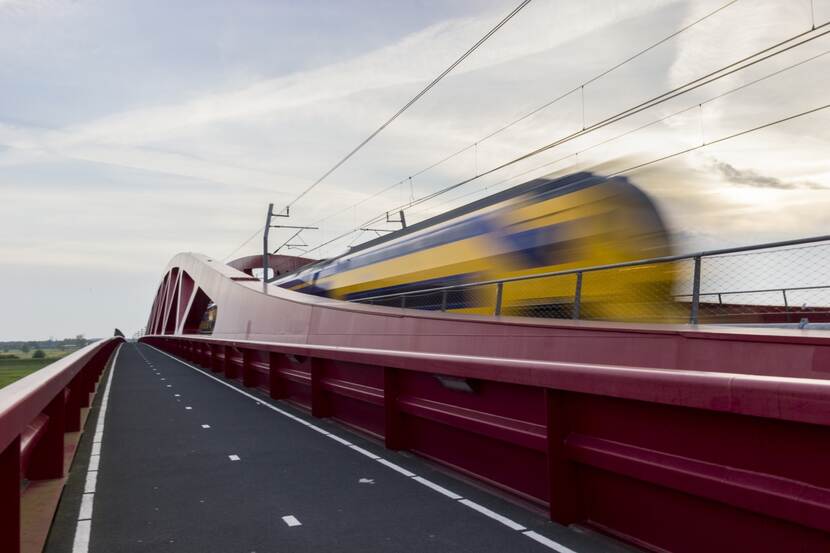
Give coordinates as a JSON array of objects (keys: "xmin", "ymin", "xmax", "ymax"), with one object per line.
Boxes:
[{"xmin": 46, "ymin": 342, "xmax": 637, "ymax": 553}]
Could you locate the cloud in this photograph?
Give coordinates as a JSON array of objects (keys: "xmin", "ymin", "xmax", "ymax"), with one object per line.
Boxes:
[{"xmin": 710, "ymin": 159, "xmax": 826, "ymax": 190}]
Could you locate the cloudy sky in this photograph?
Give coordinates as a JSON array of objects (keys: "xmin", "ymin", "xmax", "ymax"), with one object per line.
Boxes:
[{"xmin": 1, "ymin": 0, "xmax": 829, "ymax": 340}]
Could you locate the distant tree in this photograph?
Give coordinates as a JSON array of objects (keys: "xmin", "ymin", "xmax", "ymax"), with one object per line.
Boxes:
[
  {"xmin": 21, "ymin": 344, "xmax": 31, "ymax": 354},
  {"xmin": 32, "ymin": 349, "xmax": 46, "ymax": 359}
]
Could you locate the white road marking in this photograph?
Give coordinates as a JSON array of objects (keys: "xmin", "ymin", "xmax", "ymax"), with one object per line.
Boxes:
[
  {"xmin": 459, "ymin": 499, "xmax": 526, "ymax": 531},
  {"xmin": 326, "ymin": 434, "xmax": 352, "ymax": 446},
  {"xmin": 143, "ymin": 343, "xmax": 575, "ymax": 552},
  {"xmin": 228, "ymin": 454, "xmax": 241, "ymax": 461},
  {"xmin": 523, "ymin": 531, "xmax": 581, "ymax": 553},
  {"xmin": 84, "ymin": 471, "xmax": 98, "ymax": 494},
  {"xmin": 174, "ymin": 394, "xmax": 181, "ymax": 397},
  {"xmin": 78, "ymin": 493, "xmax": 94, "ymax": 520},
  {"xmin": 349, "ymin": 445, "xmax": 380, "ymax": 460},
  {"xmin": 72, "ymin": 342, "xmax": 120, "ymax": 553},
  {"xmin": 185, "ymin": 406, "xmax": 193, "ymax": 410},
  {"xmin": 282, "ymin": 515, "xmax": 302, "ymax": 527},
  {"xmin": 201, "ymin": 424, "xmax": 211, "ymax": 429},
  {"xmin": 71, "ymin": 520, "xmax": 91, "ymax": 553},
  {"xmin": 376, "ymin": 458, "xmax": 415, "ymax": 477},
  {"xmin": 411, "ymin": 476, "xmax": 462, "ymax": 500}
]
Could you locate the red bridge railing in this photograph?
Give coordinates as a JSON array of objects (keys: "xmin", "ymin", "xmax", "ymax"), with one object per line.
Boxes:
[
  {"xmin": 0, "ymin": 338, "xmax": 123, "ymax": 553},
  {"xmin": 142, "ymin": 334, "xmax": 830, "ymax": 553}
]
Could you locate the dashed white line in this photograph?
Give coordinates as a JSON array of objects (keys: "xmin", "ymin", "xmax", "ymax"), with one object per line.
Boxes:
[
  {"xmin": 326, "ymin": 434, "xmax": 352, "ymax": 446},
  {"xmin": 201, "ymin": 424, "xmax": 211, "ymax": 429},
  {"xmin": 282, "ymin": 515, "xmax": 302, "ymax": 527},
  {"xmin": 78, "ymin": 493, "xmax": 94, "ymax": 520},
  {"xmin": 83, "ymin": 471, "xmax": 98, "ymax": 494},
  {"xmin": 228, "ymin": 454, "xmax": 241, "ymax": 461},
  {"xmin": 143, "ymin": 343, "xmax": 572, "ymax": 552},
  {"xmin": 72, "ymin": 343, "xmax": 120, "ymax": 553},
  {"xmin": 376, "ymin": 458, "xmax": 416, "ymax": 477},
  {"xmin": 72, "ymin": 520, "xmax": 91, "ymax": 552},
  {"xmin": 459, "ymin": 499, "xmax": 526, "ymax": 531},
  {"xmin": 411, "ymin": 476, "xmax": 463, "ymax": 500},
  {"xmin": 523, "ymin": 531, "xmax": 581, "ymax": 553},
  {"xmin": 185, "ymin": 406, "xmax": 193, "ymax": 410},
  {"xmin": 349, "ymin": 445, "xmax": 380, "ymax": 460}
]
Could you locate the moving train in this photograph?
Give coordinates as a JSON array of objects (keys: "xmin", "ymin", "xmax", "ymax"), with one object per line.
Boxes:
[{"xmin": 272, "ymin": 172, "xmax": 677, "ymax": 321}]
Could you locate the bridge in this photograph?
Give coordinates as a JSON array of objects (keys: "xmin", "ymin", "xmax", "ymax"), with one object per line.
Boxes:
[{"xmin": 3, "ymin": 244, "xmax": 830, "ymax": 553}]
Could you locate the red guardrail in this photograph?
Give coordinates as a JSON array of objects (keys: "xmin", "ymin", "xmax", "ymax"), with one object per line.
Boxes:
[
  {"xmin": 0, "ymin": 337, "xmax": 123, "ymax": 553},
  {"xmin": 142, "ymin": 334, "xmax": 830, "ymax": 553}
]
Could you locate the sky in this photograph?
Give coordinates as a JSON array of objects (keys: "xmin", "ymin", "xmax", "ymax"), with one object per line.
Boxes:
[{"xmin": 1, "ymin": 0, "xmax": 829, "ymax": 340}]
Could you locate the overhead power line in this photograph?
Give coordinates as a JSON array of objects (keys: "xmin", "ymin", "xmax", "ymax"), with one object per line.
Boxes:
[
  {"xmin": 301, "ymin": 22, "xmax": 830, "ymax": 255},
  {"xmin": 222, "ymin": 0, "xmax": 533, "ymax": 261},
  {"xmin": 281, "ymin": 0, "xmax": 534, "ymax": 212},
  {"xmin": 305, "ymin": 0, "xmax": 739, "ymax": 229}
]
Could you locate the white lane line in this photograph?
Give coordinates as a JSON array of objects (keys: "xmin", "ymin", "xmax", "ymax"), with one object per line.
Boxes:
[
  {"xmin": 72, "ymin": 520, "xmax": 91, "ymax": 553},
  {"xmin": 349, "ymin": 445, "xmax": 380, "ymax": 460},
  {"xmin": 78, "ymin": 493, "xmax": 94, "ymax": 520},
  {"xmin": 174, "ymin": 394, "xmax": 181, "ymax": 397},
  {"xmin": 72, "ymin": 342, "xmax": 120, "ymax": 553},
  {"xmin": 228, "ymin": 454, "xmax": 241, "ymax": 461},
  {"xmin": 411, "ymin": 476, "xmax": 463, "ymax": 500},
  {"xmin": 459, "ymin": 499, "xmax": 526, "ymax": 531},
  {"xmin": 376, "ymin": 458, "xmax": 416, "ymax": 477},
  {"xmin": 143, "ymin": 344, "xmax": 574, "ymax": 552},
  {"xmin": 326, "ymin": 434, "xmax": 352, "ymax": 446},
  {"xmin": 523, "ymin": 531, "xmax": 581, "ymax": 553},
  {"xmin": 185, "ymin": 406, "xmax": 193, "ymax": 410},
  {"xmin": 282, "ymin": 515, "xmax": 302, "ymax": 527},
  {"xmin": 83, "ymin": 471, "xmax": 98, "ymax": 494},
  {"xmin": 201, "ymin": 424, "xmax": 211, "ymax": 429}
]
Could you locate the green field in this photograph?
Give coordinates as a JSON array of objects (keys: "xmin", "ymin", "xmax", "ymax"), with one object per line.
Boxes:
[{"xmin": 0, "ymin": 349, "xmax": 76, "ymax": 389}]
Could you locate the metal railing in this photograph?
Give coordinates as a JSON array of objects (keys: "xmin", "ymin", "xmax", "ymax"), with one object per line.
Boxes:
[{"xmin": 353, "ymin": 234, "xmax": 830, "ymax": 324}]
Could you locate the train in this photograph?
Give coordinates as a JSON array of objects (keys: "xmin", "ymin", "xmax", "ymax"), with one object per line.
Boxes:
[{"xmin": 272, "ymin": 171, "xmax": 678, "ymax": 321}]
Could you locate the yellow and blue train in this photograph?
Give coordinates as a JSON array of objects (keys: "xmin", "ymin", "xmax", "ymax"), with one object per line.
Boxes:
[{"xmin": 274, "ymin": 172, "xmax": 676, "ymax": 321}]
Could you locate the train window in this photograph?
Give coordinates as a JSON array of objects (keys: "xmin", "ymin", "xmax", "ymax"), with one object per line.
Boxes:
[{"xmin": 198, "ymin": 302, "xmax": 217, "ymax": 334}]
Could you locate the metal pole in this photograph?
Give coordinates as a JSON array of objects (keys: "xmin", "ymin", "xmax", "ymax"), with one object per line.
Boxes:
[
  {"xmin": 440, "ymin": 289, "xmax": 448, "ymax": 312},
  {"xmin": 690, "ymin": 256, "xmax": 702, "ymax": 324},
  {"xmin": 572, "ymin": 272, "xmax": 583, "ymax": 319},
  {"xmin": 782, "ymin": 289, "xmax": 790, "ymax": 322},
  {"xmin": 494, "ymin": 282, "xmax": 504, "ymax": 315},
  {"xmin": 262, "ymin": 203, "xmax": 274, "ymax": 287},
  {"xmin": 401, "ymin": 295, "xmax": 406, "ymax": 309}
]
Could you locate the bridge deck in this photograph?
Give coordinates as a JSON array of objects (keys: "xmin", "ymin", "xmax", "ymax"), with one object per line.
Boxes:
[{"xmin": 45, "ymin": 343, "xmax": 632, "ymax": 553}]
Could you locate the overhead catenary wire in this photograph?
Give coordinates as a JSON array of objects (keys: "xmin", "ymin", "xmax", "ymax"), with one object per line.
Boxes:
[
  {"xmin": 280, "ymin": 0, "xmax": 534, "ymax": 213},
  {"xmin": 222, "ymin": 0, "xmax": 532, "ymax": 261},
  {"xmin": 404, "ymin": 45, "xmax": 830, "ymax": 217},
  {"xmin": 301, "ymin": 22, "xmax": 830, "ymax": 256},
  {"xmin": 223, "ymin": 228, "xmax": 262, "ymax": 261},
  {"xmin": 304, "ymin": 0, "xmax": 740, "ymax": 231}
]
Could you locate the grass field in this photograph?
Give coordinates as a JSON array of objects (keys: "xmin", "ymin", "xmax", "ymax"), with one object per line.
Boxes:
[{"xmin": 0, "ymin": 349, "xmax": 76, "ymax": 389}]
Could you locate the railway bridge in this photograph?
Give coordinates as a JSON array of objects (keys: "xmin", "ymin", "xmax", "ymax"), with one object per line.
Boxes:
[{"xmin": 3, "ymin": 250, "xmax": 830, "ymax": 553}]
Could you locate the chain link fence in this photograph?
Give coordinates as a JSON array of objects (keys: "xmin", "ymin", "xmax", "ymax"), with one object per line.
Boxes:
[{"xmin": 353, "ymin": 236, "xmax": 830, "ymax": 325}]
